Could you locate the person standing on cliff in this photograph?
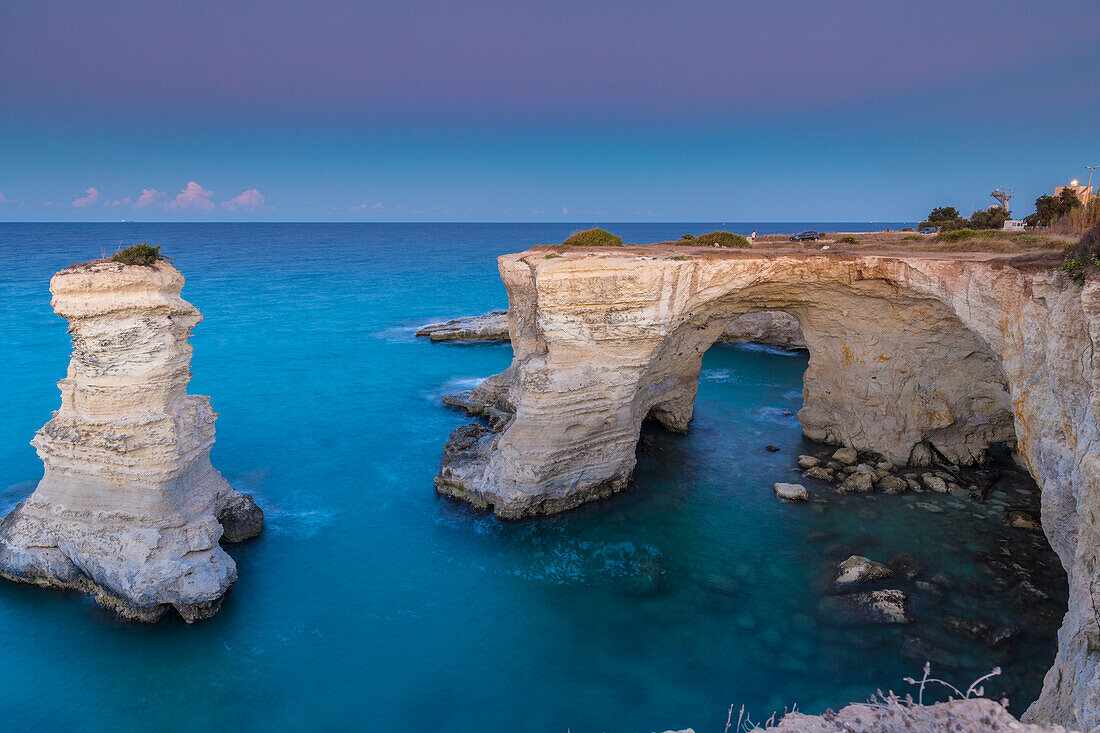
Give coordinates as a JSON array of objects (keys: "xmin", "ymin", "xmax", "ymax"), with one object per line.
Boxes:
[{"xmin": 751, "ymin": 230, "xmax": 757, "ymax": 243}]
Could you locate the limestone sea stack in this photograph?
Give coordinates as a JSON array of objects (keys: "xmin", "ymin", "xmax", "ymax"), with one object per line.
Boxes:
[{"xmin": 0, "ymin": 260, "xmax": 262, "ymax": 622}]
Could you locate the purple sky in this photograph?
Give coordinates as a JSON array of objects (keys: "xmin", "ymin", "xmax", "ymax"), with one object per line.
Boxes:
[{"xmin": 2, "ymin": 0, "xmax": 1098, "ymax": 221}]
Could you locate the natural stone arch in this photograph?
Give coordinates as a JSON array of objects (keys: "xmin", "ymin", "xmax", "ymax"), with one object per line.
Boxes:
[
  {"xmin": 435, "ymin": 248, "xmax": 1100, "ymax": 730},
  {"xmin": 640, "ymin": 279, "xmax": 1015, "ymax": 467}
]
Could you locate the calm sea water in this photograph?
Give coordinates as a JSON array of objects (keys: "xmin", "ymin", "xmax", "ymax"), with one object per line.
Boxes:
[{"xmin": 0, "ymin": 224, "xmax": 1064, "ymax": 732}]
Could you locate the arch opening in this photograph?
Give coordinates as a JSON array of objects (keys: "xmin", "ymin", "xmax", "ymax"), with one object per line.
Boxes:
[{"xmin": 637, "ymin": 279, "xmax": 1018, "ymax": 471}]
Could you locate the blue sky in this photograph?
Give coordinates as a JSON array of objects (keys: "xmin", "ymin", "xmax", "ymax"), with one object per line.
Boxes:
[{"xmin": 2, "ymin": 0, "xmax": 1098, "ymax": 222}]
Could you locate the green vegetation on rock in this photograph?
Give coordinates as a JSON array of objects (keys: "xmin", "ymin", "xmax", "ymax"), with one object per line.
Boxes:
[
  {"xmin": 561, "ymin": 228, "xmax": 622, "ymax": 247},
  {"xmin": 693, "ymin": 231, "xmax": 751, "ymax": 247},
  {"xmin": 934, "ymin": 229, "xmax": 993, "ymax": 243},
  {"xmin": 839, "ymin": 236, "xmax": 860, "ymax": 244},
  {"xmin": 110, "ymin": 243, "xmax": 168, "ymax": 266},
  {"xmin": 1059, "ymin": 222, "xmax": 1100, "ymax": 286}
]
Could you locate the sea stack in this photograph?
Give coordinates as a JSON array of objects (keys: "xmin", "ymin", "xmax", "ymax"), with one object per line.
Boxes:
[{"xmin": 0, "ymin": 259, "xmax": 262, "ymax": 622}]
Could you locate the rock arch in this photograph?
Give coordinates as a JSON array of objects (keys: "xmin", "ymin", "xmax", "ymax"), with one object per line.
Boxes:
[{"xmin": 436, "ymin": 248, "xmax": 1100, "ymax": 730}]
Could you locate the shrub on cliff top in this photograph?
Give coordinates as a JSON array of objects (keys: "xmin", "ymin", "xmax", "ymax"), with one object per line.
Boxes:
[
  {"xmin": 111, "ymin": 243, "xmax": 168, "ymax": 266},
  {"xmin": 933, "ymin": 229, "xmax": 992, "ymax": 243},
  {"xmin": 695, "ymin": 231, "xmax": 751, "ymax": 247},
  {"xmin": 1059, "ymin": 222, "xmax": 1100, "ymax": 287},
  {"xmin": 838, "ymin": 235, "xmax": 860, "ymax": 244},
  {"xmin": 560, "ymin": 228, "xmax": 622, "ymax": 247}
]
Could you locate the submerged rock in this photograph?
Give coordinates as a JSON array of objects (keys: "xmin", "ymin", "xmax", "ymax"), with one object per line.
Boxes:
[
  {"xmin": 0, "ymin": 261, "xmax": 263, "ymax": 622},
  {"xmin": 885, "ymin": 553, "xmax": 924, "ymax": 581},
  {"xmin": 835, "ymin": 555, "xmax": 895, "ymax": 586},
  {"xmin": 820, "ymin": 589, "xmax": 910, "ymax": 624},
  {"xmin": 1006, "ymin": 508, "xmax": 1043, "ymax": 531}
]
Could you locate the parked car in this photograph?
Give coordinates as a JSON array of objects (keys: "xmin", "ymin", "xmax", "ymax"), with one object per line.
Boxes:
[
  {"xmin": 789, "ymin": 231, "xmax": 819, "ymax": 241},
  {"xmin": 919, "ymin": 227, "xmax": 937, "ymax": 234}
]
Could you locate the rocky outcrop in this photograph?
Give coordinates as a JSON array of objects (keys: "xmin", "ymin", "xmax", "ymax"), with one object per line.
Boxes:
[
  {"xmin": 434, "ymin": 247, "xmax": 1100, "ymax": 730},
  {"xmin": 417, "ymin": 309, "xmax": 806, "ymax": 347},
  {"xmin": 416, "ymin": 311, "xmax": 509, "ymax": 341},
  {"xmin": 756, "ymin": 698, "xmax": 1080, "ymax": 732},
  {"xmin": 835, "ymin": 555, "xmax": 895, "ymax": 585},
  {"xmin": 0, "ymin": 261, "xmax": 262, "ymax": 622}
]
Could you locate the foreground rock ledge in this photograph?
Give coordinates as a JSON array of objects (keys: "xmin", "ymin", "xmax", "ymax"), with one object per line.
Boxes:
[
  {"xmin": 434, "ymin": 246, "xmax": 1100, "ymax": 730},
  {"xmin": 754, "ymin": 697, "xmax": 1080, "ymax": 732},
  {"xmin": 0, "ymin": 261, "xmax": 263, "ymax": 622}
]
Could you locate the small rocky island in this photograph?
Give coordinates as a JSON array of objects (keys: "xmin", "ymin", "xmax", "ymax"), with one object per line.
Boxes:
[
  {"xmin": 433, "ymin": 240, "xmax": 1100, "ymax": 731},
  {"xmin": 0, "ymin": 256, "xmax": 262, "ymax": 622}
]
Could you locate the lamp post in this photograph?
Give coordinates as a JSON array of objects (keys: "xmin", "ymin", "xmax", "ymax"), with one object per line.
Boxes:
[{"xmin": 1087, "ymin": 165, "xmax": 1098, "ymax": 194}]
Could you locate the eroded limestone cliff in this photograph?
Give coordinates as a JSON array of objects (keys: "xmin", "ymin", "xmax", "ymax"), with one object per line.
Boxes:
[
  {"xmin": 434, "ymin": 247, "xmax": 1100, "ymax": 730},
  {"xmin": 0, "ymin": 261, "xmax": 262, "ymax": 622},
  {"xmin": 417, "ymin": 309, "xmax": 806, "ymax": 348}
]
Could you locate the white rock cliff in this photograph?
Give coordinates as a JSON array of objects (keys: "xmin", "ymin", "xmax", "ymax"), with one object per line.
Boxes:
[
  {"xmin": 435, "ymin": 247, "xmax": 1100, "ymax": 730},
  {"xmin": 0, "ymin": 261, "xmax": 262, "ymax": 622}
]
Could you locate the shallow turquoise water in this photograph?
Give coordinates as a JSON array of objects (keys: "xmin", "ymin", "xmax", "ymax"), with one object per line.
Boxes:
[{"xmin": 0, "ymin": 224, "xmax": 1065, "ymax": 732}]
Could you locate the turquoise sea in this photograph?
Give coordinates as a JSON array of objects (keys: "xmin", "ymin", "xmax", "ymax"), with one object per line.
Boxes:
[{"xmin": 0, "ymin": 224, "xmax": 1066, "ymax": 732}]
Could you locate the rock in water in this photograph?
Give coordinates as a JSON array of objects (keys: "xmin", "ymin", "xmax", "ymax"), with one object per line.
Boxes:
[
  {"xmin": 0, "ymin": 261, "xmax": 263, "ymax": 622},
  {"xmin": 922, "ymin": 474, "xmax": 949, "ymax": 493},
  {"xmin": 839, "ymin": 465, "xmax": 875, "ymax": 493},
  {"xmin": 797, "ymin": 454, "xmax": 821, "ymax": 468},
  {"xmin": 820, "ymin": 589, "xmax": 911, "ymax": 624},
  {"xmin": 773, "ymin": 483, "xmax": 809, "ymax": 501},
  {"xmin": 835, "ymin": 555, "xmax": 895, "ymax": 586},
  {"xmin": 415, "ymin": 311, "xmax": 509, "ymax": 341},
  {"xmin": 1005, "ymin": 508, "xmax": 1043, "ymax": 531},
  {"xmin": 832, "ymin": 447, "xmax": 858, "ymax": 465}
]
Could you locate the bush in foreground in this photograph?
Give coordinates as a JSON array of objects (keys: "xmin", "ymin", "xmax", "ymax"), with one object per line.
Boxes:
[
  {"xmin": 838, "ymin": 236, "xmax": 860, "ymax": 244},
  {"xmin": 694, "ymin": 231, "xmax": 751, "ymax": 247},
  {"xmin": 111, "ymin": 243, "xmax": 168, "ymax": 266},
  {"xmin": 1059, "ymin": 221, "xmax": 1100, "ymax": 286},
  {"xmin": 560, "ymin": 228, "xmax": 622, "ymax": 247}
]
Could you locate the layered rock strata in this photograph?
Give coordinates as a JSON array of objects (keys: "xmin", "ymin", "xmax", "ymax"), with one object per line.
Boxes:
[
  {"xmin": 418, "ymin": 309, "xmax": 806, "ymax": 348},
  {"xmin": 0, "ymin": 261, "xmax": 262, "ymax": 622},
  {"xmin": 716, "ymin": 310, "xmax": 806, "ymax": 348},
  {"xmin": 434, "ymin": 247, "xmax": 1100, "ymax": 730},
  {"xmin": 416, "ymin": 311, "xmax": 509, "ymax": 341}
]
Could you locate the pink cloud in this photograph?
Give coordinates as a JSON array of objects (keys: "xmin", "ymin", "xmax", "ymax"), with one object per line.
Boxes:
[
  {"xmin": 106, "ymin": 195, "xmax": 133, "ymax": 207},
  {"xmin": 223, "ymin": 189, "xmax": 265, "ymax": 210},
  {"xmin": 0, "ymin": 193, "xmax": 11, "ymax": 204},
  {"xmin": 168, "ymin": 181, "xmax": 215, "ymax": 210},
  {"xmin": 134, "ymin": 189, "xmax": 165, "ymax": 208},
  {"xmin": 72, "ymin": 187, "xmax": 100, "ymax": 207}
]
